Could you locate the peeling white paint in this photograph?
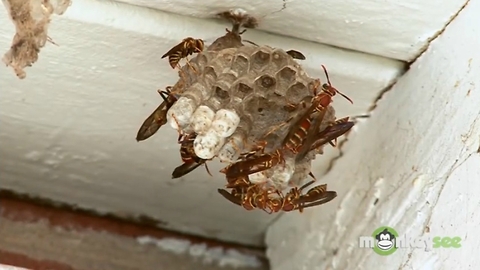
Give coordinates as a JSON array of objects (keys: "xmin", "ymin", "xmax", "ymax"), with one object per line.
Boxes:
[{"xmin": 137, "ymin": 236, "xmax": 262, "ymax": 268}]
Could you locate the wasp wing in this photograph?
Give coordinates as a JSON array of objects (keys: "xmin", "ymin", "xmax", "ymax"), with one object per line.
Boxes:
[
  {"xmin": 309, "ymin": 120, "xmax": 354, "ymax": 151},
  {"xmin": 136, "ymin": 103, "xmax": 168, "ymax": 141},
  {"xmin": 172, "ymin": 161, "xmax": 205, "ymax": 179},
  {"xmin": 217, "ymin": 189, "xmax": 242, "ymax": 206},
  {"xmin": 286, "ymin": 50, "xmax": 306, "ymax": 60},
  {"xmin": 295, "ymin": 108, "xmax": 327, "ymax": 162}
]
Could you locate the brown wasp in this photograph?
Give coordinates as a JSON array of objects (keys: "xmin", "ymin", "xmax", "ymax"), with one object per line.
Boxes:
[
  {"xmin": 281, "ymin": 80, "xmax": 328, "ymax": 155},
  {"xmin": 315, "ymin": 65, "xmax": 353, "ymax": 105},
  {"xmin": 273, "ymin": 181, "xmax": 337, "ymax": 213},
  {"xmin": 217, "ymin": 10, "xmax": 304, "ymax": 60},
  {"xmin": 222, "ymin": 149, "xmax": 285, "ymax": 180},
  {"xmin": 161, "ymin": 37, "xmax": 204, "ymax": 72},
  {"xmin": 281, "ymin": 99, "xmax": 322, "ymax": 155},
  {"xmin": 218, "ymin": 177, "xmax": 282, "ymax": 214},
  {"xmin": 219, "ymin": 140, "xmax": 269, "ymax": 179},
  {"xmin": 235, "ymin": 140, "xmax": 268, "ymax": 160},
  {"xmin": 281, "ymin": 65, "xmax": 353, "ymax": 161},
  {"xmin": 218, "ymin": 180, "xmax": 336, "ymax": 213},
  {"xmin": 224, "ymin": 174, "xmax": 251, "ymax": 189},
  {"xmin": 295, "ymin": 65, "xmax": 353, "ymax": 160},
  {"xmin": 136, "ymin": 87, "xmax": 177, "ymax": 142},
  {"xmin": 172, "ymin": 133, "xmax": 212, "ymax": 179},
  {"xmin": 217, "ymin": 10, "xmax": 258, "ymax": 36}
]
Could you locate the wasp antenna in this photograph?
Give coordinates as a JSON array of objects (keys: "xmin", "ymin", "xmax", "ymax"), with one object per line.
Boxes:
[
  {"xmin": 262, "ymin": 208, "xmax": 273, "ymax": 214},
  {"xmin": 299, "ymin": 180, "xmax": 316, "ymax": 191},
  {"xmin": 205, "ymin": 162, "xmax": 213, "ymax": 177},
  {"xmin": 244, "ymin": 39, "xmax": 259, "ymax": 46},
  {"xmin": 158, "ymin": 90, "xmax": 170, "ymax": 102},
  {"xmin": 338, "ymin": 91, "xmax": 354, "ymax": 104},
  {"xmin": 321, "ymin": 65, "xmax": 331, "ymax": 86},
  {"xmin": 321, "ymin": 64, "xmax": 353, "ymax": 104}
]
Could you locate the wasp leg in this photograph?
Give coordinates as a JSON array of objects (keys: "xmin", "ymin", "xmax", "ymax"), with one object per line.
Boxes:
[
  {"xmin": 184, "ymin": 57, "xmax": 199, "ymax": 74},
  {"xmin": 204, "ymin": 162, "xmax": 213, "ymax": 177},
  {"xmin": 263, "ymin": 121, "xmax": 289, "ymax": 138},
  {"xmin": 175, "ymin": 63, "xmax": 189, "ymax": 80}
]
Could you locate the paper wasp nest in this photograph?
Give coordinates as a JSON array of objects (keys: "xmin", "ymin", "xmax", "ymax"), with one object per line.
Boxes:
[{"xmin": 166, "ymin": 32, "xmax": 336, "ymax": 191}]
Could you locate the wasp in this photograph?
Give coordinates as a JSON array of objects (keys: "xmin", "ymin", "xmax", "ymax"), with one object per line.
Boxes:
[
  {"xmin": 219, "ymin": 187, "xmax": 278, "ymax": 213},
  {"xmin": 217, "ymin": 10, "xmax": 258, "ymax": 36},
  {"xmin": 161, "ymin": 37, "xmax": 204, "ymax": 72},
  {"xmin": 218, "ymin": 178, "xmax": 280, "ymax": 214},
  {"xmin": 281, "ymin": 79, "xmax": 328, "ymax": 155},
  {"xmin": 261, "ymin": 181, "xmax": 336, "ymax": 213},
  {"xmin": 295, "ymin": 65, "xmax": 353, "ymax": 156},
  {"xmin": 222, "ymin": 149, "xmax": 285, "ymax": 180},
  {"xmin": 274, "ymin": 181, "xmax": 337, "ymax": 213},
  {"xmin": 314, "ymin": 65, "xmax": 353, "ymax": 105},
  {"xmin": 224, "ymin": 174, "xmax": 251, "ymax": 189},
  {"xmin": 237, "ymin": 140, "xmax": 268, "ymax": 160},
  {"xmin": 218, "ymin": 187, "xmax": 268, "ymax": 212},
  {"xmin": 219, "ymin": 140, "xmax": 269, "ymax": 180},
  {"xmin": 219, "ymin": 180, "xmax": 336, "ymax": 213},
  {"xmin": 172, "ymin": 133, "xmax": 212, "ymax": 179},
  {"xmin": 281, "ymin": 100, "xmax": 322, "ymax": 154},
  {"xmin": 293, "ymin": 65, "xmax": 354, "ymax": 160},
  {"xmin": 136, "ymin": 87, "xmax": 177, "ymax": 142}
]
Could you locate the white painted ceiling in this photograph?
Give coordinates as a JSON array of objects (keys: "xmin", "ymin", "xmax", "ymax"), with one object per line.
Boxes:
[
  {"xmin": 0, "ymin": 0, "xmax": 467, "ymax": 246},
  {"xmin": 117, "ymin": 0, "xmax": 468, "ymax": 61}
]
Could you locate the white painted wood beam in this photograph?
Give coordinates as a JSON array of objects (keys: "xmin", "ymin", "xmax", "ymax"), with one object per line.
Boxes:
[
  {"xmin": 266, "ymin": 0, "xmax": 480, "ymax": 268},
  {"xmin": 116, "ymin": 0, "xmax": 469, "ymax": 61}
]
